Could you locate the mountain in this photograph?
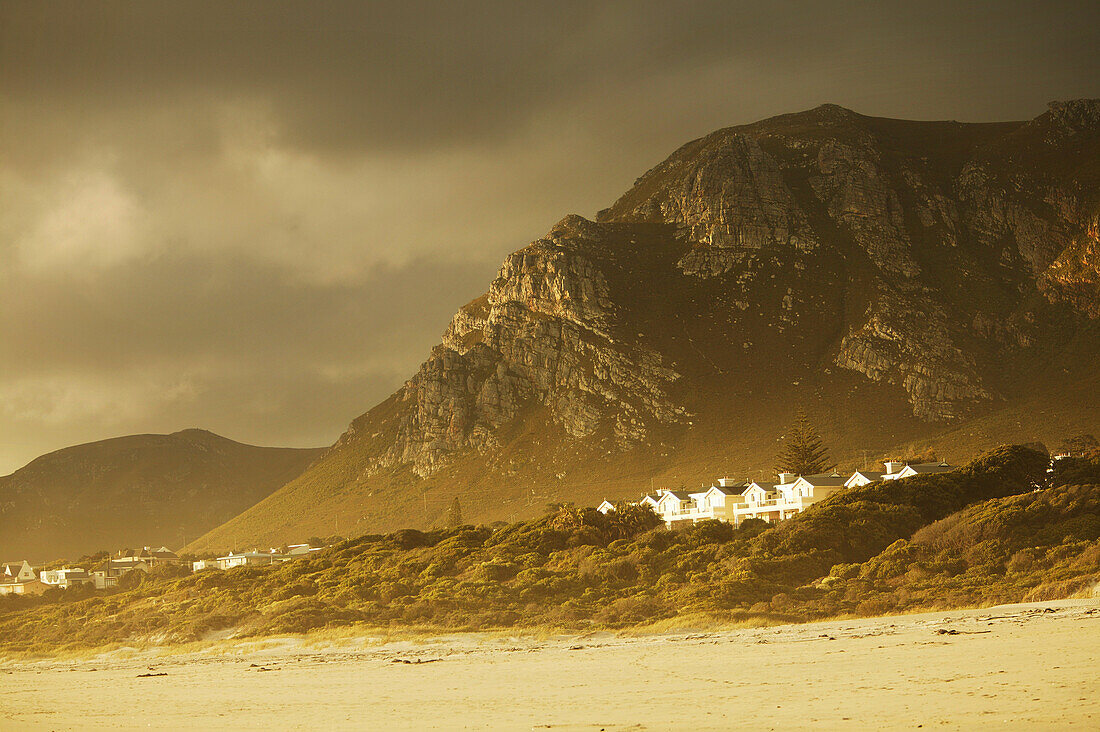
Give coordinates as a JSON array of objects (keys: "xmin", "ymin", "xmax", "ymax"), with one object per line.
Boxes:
[
  {"xmin": 190, "ymin": 100, "xmax": 1100, "ymax": 552},
  {"xmin": 0, "ymin": 429, "xmax": 323, "ymax": 561}
]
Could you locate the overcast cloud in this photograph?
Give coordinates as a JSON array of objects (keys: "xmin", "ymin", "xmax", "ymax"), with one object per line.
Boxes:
[{"xmin": 1, "ymin": 1, "xmax": 1098, "ymax": 472}]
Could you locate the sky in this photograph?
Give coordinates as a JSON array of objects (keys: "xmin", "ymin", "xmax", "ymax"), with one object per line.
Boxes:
[{"xmin": 1, "ymin": 1, "xmax": 1098, "ymax": 474}]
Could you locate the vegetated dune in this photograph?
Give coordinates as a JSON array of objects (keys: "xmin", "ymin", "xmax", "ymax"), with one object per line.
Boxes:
[
  {"xmin": 0, "ymin": 429, "xmax": 324, "ymax": 562},
  {"xmin": 2, "ymin": 445, "xmax": 1098, "ymax": 655}
]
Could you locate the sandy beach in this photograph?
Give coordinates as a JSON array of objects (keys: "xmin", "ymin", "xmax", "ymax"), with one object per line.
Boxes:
[{"xmin": 2, "ymin": 599, "xmax": 1097, "ymax": 731}]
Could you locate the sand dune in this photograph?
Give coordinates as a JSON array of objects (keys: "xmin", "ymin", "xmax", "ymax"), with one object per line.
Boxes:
[{"xmin": 2, "ymin": 600, "xmax": 1097, "ymax": 730}]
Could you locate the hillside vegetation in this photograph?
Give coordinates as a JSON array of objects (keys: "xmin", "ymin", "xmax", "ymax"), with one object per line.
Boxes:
[{"xmin": 3, "ymin": 446, "xmax": 1098, "ymax": 655}]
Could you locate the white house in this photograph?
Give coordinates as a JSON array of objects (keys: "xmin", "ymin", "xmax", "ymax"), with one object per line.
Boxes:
[
  {"xmin": 655, "ymin": 490, "xmax": 696, "ymax": 526},
  {"xmin": 845, "ymin": 470, "xmax": 884, "ymax": 488},
  {"xmin": 731, "ymin": 480, "xmax": 783, "ymax": 524},
  {"xmin": 215, "ymin": 550, "xmax": 282, "ymax": 570},
  {"xmin": 694, "ymin": 484, "xmax": 748, "ymax": 521},
  {"xmin": 597, "ymin": 500, "xmax": 617, "ymax": 515},
  {"xmin": 789, "ymin": 472, "xmax": 848, "ymax": 500},
  {"xmin": 39, "ymin": 567, "xmax": 94, "ymax": 589}
]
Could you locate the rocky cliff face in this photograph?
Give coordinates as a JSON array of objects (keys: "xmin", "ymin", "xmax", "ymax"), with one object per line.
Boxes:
[
  {"xmin": 192, "ymin": 100, "xmax": 1100, "ymax": 549},
  {"xmin": 341, "ymin": 215, "xmax": 688, "ymax": 478}
]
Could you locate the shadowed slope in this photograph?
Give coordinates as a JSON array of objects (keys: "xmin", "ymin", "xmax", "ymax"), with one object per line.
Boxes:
[{"xmin": 0, "ymin": 429, "xmax": 323, "ymax": 561}]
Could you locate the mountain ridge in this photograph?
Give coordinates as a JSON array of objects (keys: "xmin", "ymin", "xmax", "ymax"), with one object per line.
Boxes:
[
  {"xmin": 189, "ymin": 100, "xmax": 1100, "ymax": 553},
  {"xmin": 0, "ymin": 429, "xmax": 324, "ymax": 561}
]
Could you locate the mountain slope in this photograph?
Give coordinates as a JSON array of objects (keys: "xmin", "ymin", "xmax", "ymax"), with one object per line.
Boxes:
[
  {"xmin": 0, "ymin": 429, "xmax": 323, "ymax": 561},
  {"xmin": 191, "ymin": 100, "xmax": 1100, "ymax": 552}
]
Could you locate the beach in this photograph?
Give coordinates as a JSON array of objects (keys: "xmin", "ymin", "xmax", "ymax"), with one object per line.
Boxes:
[{"xmin": 2, "ymin": 599, "xmax": 1097, "ymax": 730}]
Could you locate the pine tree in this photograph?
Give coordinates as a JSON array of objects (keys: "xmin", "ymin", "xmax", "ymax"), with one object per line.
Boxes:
[
  {"xmin": 775, "ymin": 411, "xmax": 830, "ymax": 475},
  {"xmin": 444, "ymin": 498, "xmax": 463, "ymax": 528}
]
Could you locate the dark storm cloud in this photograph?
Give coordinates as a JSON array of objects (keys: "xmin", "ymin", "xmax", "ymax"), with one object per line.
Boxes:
[
  {"xmin": 7, "ymin": 1, "xmax": 1097, "ymax": 157},
  {"xmin": 1, "ymin": 1, "xmax": 1098, "ymax": 472}
]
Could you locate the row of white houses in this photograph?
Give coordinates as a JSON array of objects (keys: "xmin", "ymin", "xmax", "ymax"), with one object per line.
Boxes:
[
  {"xmin": 599, "ymin": 460, "xmax": 953, "ymax": 528},
  {"xmin": 2, "ymin": 544, "xmax": 325, "ymax": 596}
]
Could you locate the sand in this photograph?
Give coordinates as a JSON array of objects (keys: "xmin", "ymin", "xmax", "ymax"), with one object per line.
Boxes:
[{"xmin": 1, "ymin": 599, "xmax": 1097, "ymax": 730}]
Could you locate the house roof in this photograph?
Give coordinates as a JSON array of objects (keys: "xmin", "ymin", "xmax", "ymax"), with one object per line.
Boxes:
[
  {"xmin": 658, "ymin": 490, "xmax": 692, "ymax": 502},
  {"xmin": 744, "ymin": 482, "xmax": 775, "ymax": 494},
  {"xmin": 707, "ymin": 485, "xmax": 744, "ymax": 495},
  {"xmin": 851, "ymin": 470, "xmax": 884, "ymax": 481},
  {"xmin": 903, "ymin": 462, "xmax": 953, "ymax": 474},
  {"xmin": 218, "ymin": 551, "xmax": 280, "ymax": 560},
  {"xmin": 798, "ymin": 473, "xmax": 848, "ymax": 487}
]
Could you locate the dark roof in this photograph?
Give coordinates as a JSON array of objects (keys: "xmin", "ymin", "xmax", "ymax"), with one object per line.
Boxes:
[
  {"xmin": 852, "ymin": 470, "xmax": 884, "ymax": 480},
  {"xmin": 659, "ymin": 490, "xmax": 692, "ymax": 501},
  {"xmin": 904, "ymin": 462, "xmax": 953, "ymax": 475},
  {"xmin": 707, "ymin": 485, "xmax": 743, "ymax": 495},
  {"xmin": 799, "ymin": 473, "xmax": 848, "ymax": 487},
  {"xmin": 745, "ymin": 482, "xmax": 775, "ymax": 493}
]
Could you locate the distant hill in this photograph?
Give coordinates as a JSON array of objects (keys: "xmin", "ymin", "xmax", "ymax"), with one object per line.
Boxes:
[
  {"xmin": 192, "ymin": 99, "xmax": 1100, "ymax": 552},
  {"xmin": 0, "ymin": 429, "xmax": 323, "ymax": 562}
]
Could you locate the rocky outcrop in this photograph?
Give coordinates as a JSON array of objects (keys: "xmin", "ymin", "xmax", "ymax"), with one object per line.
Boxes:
[
  {"xmin": 610, "ymin": 132, "xmax": 817, "ymax": 257},
  {"xmin": 347, "ymin": 100, "xmax": 1099, "ymax": 472},
  {"xmin": 1039, "ymin": 216, "xmax": 1100, "ymax": 317},
  {"xmin": 1042, "ymin": 98, "xmax": 1100, "ymax": 141},
  {"xmin": 351, "ymin": 215, "xmax": 685, "ymax": 477},
  {"xmin": 834, "ymin": 290, "xmax": 989, "ymax": 420},
  {"xmin": 809, "ymin": 138, "xmax": 921, "ymax": 279}
]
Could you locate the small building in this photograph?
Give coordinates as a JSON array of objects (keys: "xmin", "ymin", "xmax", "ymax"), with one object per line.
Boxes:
[
  {"xmin": 596, "ymin": 500, "xmax": 617, "ymax": 514},
  {"xmin": 191, "ymin": 559, "xmax": 220, "ymax": 572}
]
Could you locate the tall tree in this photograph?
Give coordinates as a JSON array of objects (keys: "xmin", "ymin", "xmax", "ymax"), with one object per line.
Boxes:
[
  {"xmin": 444, "ymin": 498, "xmax": 463, "ymax": 528},
  {"xmin": 775, "ymin": 411, "xmax": 830, "ymax": 475}
]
